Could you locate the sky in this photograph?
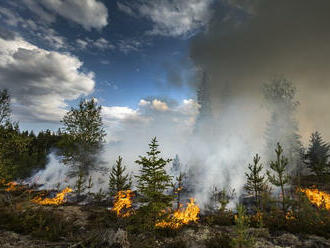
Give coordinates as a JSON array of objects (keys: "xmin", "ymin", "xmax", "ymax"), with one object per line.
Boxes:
[{"xmin": 0, "ymin": 0, "xmax": 211, "ymax": 133}]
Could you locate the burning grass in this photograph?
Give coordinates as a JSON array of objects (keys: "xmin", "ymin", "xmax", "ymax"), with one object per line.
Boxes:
[
  {"xmin": 31, "ymin": 187, "xmax": 73, "ymax": 205},
  {"xmin": 300, "ymin": 187, "xmax": 330, "ymax": 210},
  {"xmin": 156, "ymin": 198, "xmax": 200, "ymax": 229}
]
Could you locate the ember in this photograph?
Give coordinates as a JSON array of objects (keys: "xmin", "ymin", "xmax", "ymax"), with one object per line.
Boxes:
[
  {"xmin": 112, "ymin": 190, "xmax": 134, "ymax": 217},
  {"xmin": 31, "ymin": 187, "xmax": 73, "ymax": 205},
  {"xmin": 300, "ymin": 187, "xmax": 330, "ymax": 210},
  {"xmin": 156, "ymin": 198, "xmax": 200, "ymax": 229}
]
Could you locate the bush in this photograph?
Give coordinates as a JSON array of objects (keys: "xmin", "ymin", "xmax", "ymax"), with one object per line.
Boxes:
[
  {"xmin": 203, "ymin": 211, "xmax": 234, "ymax": 226},
  {"xmin": 205, "ymin": 232, "xmax": 231, "ymax": 248},
  {"xmin": 0, "ymin": 206, "xmax": 73, "ymax": 241}
]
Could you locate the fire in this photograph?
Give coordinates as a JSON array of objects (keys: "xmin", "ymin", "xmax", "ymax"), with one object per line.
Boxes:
[
  {"xmin": 5, "ymin": 182, "xmax": 21, "ymax": 192},
  {"xmin": 300, "ymin": 187, "xmax": 330, "ymax": 210},
  {"xmin": 156, "ymin": 198, "xmax": 200, "ymax": 229},
  {"xmin": 112, "ymin": 190, "xmax": 134, "ymax": 217},
  {"xmin": 31, "ymin": 187, "xmax": 73, "ymax": 205}
]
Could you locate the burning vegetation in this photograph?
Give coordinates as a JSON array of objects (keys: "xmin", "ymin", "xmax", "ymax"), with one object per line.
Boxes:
[
  {"xmin": 112, "ymin": 190, "xmax": 135, "ymax": 217},
  {"xmin": 300, "ymin": 187, "xmax": 330, "ymax": 210},
  {"xmin": 31, "ymin": 187, "xmax": 73, "ymax": 205},
  {"xmin": 156, "ymin": 198, "xmax": 200, "ymax": 229}
]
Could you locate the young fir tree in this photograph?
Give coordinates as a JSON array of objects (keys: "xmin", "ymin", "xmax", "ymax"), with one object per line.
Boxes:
[
  {"xmin": 172, "ymin": 172, "xmax": 186, "ymax": 210},
  {"xmin": 245, "ymin": 154, "xmax": 266, "ymax": 210},
  {"xmin": 135, "ymin": 137, "xmax": 173, "ymax": 221},
  {"xmin": 266, "ymin": 143, "xmax": 290, "ymax": 211},
  {"xmin": 108, "ymin": 156, "xmax": 132, "ymax": 197},
  {"xmin": 304, "ymin": 131, "xmax": 330, "ymax": 178}
]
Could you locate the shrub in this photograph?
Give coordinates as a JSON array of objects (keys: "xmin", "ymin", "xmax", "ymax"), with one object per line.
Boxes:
[{"xmin": 205, "ymin": 232, "xmax": 231, "ymax": 248}]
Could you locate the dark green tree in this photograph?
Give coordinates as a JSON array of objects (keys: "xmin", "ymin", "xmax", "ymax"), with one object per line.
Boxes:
[
  {"xmin": 245, "ymin": 154, "xmax": 266, "ymax": 210},
  {"xmin": 108, "ymin": 156, "xmax": 132, "ymax": 197},
  {"xmin": 59, "ymin": 98, "xmax": 106, "ymax": 177},
  {"xmin": 304, "ymin": 131, "xmax": 330, "ymax": 178},
  {"xmin": 135, "ymin": 137, "xmax": 173, "ymax": 221},
  {"xmin": 266, "ymin": 143, "xmax": 290, "ymax": 211}
]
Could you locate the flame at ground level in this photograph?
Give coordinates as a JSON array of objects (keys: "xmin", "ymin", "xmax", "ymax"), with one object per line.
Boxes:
[
  {"xmin": 31, "ymin": 187, "xmax": 73, "ymax": 205},
  {"xmin": 300, "ymin": 187, "xmax": 330, "ymax": 210},
  {"xmin": 156, "ymin": 198, "xmax": 200, "ymax": 229},
  {"xmin": 5, "ymin": 182, "xmax": 21, "ymax": 192},
  {"xmin": 112, "ymin": 190, "xmax": 134, "ymax": 217}
]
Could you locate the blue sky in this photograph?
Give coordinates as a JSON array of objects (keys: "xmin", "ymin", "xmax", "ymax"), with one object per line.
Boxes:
[{"xmin": 0, "ymin": 0, "xmax": 217, "ymax": 132}]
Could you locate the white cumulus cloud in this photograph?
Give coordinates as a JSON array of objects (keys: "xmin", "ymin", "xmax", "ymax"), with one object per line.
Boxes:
[{"xmin": 0, "ymin": 35, "xmax": 95, "ymax": 123}]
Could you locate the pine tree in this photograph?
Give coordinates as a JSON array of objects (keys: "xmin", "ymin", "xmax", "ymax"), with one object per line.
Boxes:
[
  {"xmin": 245, "ymin": 154, "xmax": 266, "ymax": 210},
  {"xmin": 172, "ymin": 172, "xmax": 186, "ymax": 210},
  {"xmin": 135, "ymin": 137, "xmax": 173, "ymax": 221},
  {"xmin": 109, "ymin": 156, "xmax": 131, "ymax": 197},
  {"xmin": 266, "ymin": 143, "xmax": 290, "ymax": 211},
  {"xmin": 305, "ymin": 131, "xmax": 330, "ymax": 178}
]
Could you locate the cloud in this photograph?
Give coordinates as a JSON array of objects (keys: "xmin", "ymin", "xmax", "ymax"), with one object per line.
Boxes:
[
  {"xmin": 102, "ymin": 98, "xmax": 199, "ymax": 142},
  {"xmin": 118, "ymin": 0, "xmax": 214, "ymax": 37},
  {"xmin": 118, "ymin": 39, "xmax": 142, "ymax": 54},
  {"xmin": 0, "ymin": 35, "xmax": 95, "ymax": 123},
  {"xmin": 22, "ymin": 0, "xmax": 108, "ymax": 30},
  {"xmin": 76, "ymin": 37, "xmax": 115, "ymax": 50},
  {"xmin": 0, "ymin": 7, "xmax": 68, "ymax": 50}
]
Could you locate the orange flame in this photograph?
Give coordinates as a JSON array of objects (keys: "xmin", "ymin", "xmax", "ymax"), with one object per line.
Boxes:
[
  {"xmin": 112, "ymin": 190, "xmax": 134, "ymax": 217},
  {"xmin": 31, "ymin": 187, "xmax": 73, "ymax": 205},
  {"xmin": 300, "ymin": 187, "xmax": 330, "ymax": 210},
  {"xmin": 5, "ymin": 182, "xmax": 20, "ymax": 192},
  {"xmin": 156, "ymin": 198, "xmax": 200, "ymax": 229}
]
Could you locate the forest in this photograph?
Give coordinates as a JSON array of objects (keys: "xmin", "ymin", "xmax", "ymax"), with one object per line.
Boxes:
[{"xmin": 0, "ymin": 77, "xmax": 330, "ymax": 248}]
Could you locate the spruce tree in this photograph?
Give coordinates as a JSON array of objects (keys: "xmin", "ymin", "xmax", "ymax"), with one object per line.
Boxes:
[
  {"xmin": 266, "ymin": 143, "xmax": 290, "ymax": 211},
  {"xmin": 108, "ymin": 156, "xmax": 131, "ymax": 197},
  {"xmin": 245, "ymin": 154, "xmax": 266, "ymax": 210},
  {"xmin": 305, "ymin": 131, "xmax": 330, "ymax": 178},
  {"xmin": 135, "ymin": 137, "xmax": 173, "ymax": 221}
]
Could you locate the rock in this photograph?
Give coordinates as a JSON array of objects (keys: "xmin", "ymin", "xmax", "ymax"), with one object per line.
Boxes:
[
  {"xmin": 274, "ymin": 233, "xmax": 302, "ymax": 247},
  {"xmin": 113, "ymin": 228, "xmax": 130, "ymax": 248},
  {"xmin": 301, "ymin": 235, "xmax": 330, "ymax": 248}
]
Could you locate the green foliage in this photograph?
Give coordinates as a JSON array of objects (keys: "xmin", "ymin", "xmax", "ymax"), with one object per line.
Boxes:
[
  {"xmin": 75, "ymin": 170, "xmax": 87, "ymax": 196},
  {"xmin": 245, "ymin": 154, "xmax": 266, "ymax": 210},
  {"xmin": 135, "ymin": 137, "xmax": 173, "ymax": 222},
  {"xmin": 203, "ymin": 211, "xmax": 234, "ymax": 226},
  {"xmin": 0, "ymin": 206, "xmax": 72, "ymax": 241},
  {"xmin": 109, "ymin": 156, "xmax": 132, "ymax": 197},
  {"xmin": 231, "ymin": 204, "xmax": 254, "ymax": 248},
  {"xmin": 60, "ymin": 98, "xmax": 106, "ymax": 177},
  {"xmin": 267, "ymin": 143, "xmax": 290, "ymax": 211},
  {"xmin": 304, "ymin": 131, "xmax": 330, "ymax": 177}
]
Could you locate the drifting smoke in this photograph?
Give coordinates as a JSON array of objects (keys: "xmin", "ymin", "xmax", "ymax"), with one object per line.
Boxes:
[{"xmin": 29, "ymin": 0, "xmax": 330, "ymax": 209}]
